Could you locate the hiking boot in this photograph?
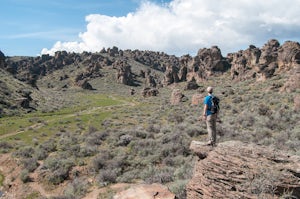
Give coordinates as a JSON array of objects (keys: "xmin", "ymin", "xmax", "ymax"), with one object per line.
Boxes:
[{"xmin": 206, "ymin": 141, "xmax": 216, "ymax": 147}]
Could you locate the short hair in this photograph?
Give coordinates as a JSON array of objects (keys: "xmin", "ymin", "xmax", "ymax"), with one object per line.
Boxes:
[{"xmin": 207, "ymin": 86, "xmax": 213, "ymax": 93}]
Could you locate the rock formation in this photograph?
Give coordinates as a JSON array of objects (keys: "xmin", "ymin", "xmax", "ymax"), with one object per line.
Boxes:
[
  {"xmin": 145, "ymin": 69, "xmax": 157, "ymax": 87},
  {"xmin": 187, "ymin": 141, "xmax": 300, "ymax": 199},
  {"xmin": 163, "ymin": 64, "xmax": 180, "ymax": 85},
  {"xmin": 185, "ymin": 77, "xmax": 199, "ymax": 90},
  {"xmin": 170, "ymin": 89, "xmax": 187, "ymax": 105},
  {"xmin": 229, "ymin": 45, "xmax": 261, "ymax": 80},
  {"xmin": 114, "ymin": 60, "xmax": 134, "ymax": 86},
  {"xmin": 16, "ymin": 90, "xmax": 33, "ymax": 109},
  {"xmin": 142, "ymin": 87, "xmax": 159, "ymax": 97},
  {"xmin": 184, "ymin": 46, "xmax": 230, "ymax": 83},
  {"xmin": 230, "ymin": 39, "xmax": 300, "ymax": 81},
  {"xmin": 277, "ymin": 41, "xmax": 300, "ymax": 70},
  {"xmin": 191, "ymin": 93, "xmax": 203, "ymax": 105},
  {"xmin": 0, "ymin": 50, "xmax": 6, "ymax": 68}
]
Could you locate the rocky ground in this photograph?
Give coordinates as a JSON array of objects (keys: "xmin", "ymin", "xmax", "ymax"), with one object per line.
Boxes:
[{"xmin": 188, "ymin": 141, "xmax": 300, "ymax": 199}]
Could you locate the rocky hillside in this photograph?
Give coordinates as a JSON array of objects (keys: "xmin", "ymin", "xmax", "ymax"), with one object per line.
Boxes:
[{"xmin": 1, "ymin": 39, "xmax": 300, "ymax": 116}]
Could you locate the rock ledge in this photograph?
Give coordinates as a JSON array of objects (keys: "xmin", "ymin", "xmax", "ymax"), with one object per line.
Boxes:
[{"xmin": 187, "ymin": 141, "xmax": 300, "ymax": 199}]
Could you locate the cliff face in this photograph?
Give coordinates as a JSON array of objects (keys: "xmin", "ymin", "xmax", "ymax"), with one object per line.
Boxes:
[
  {"xmin": 229, "ymin": 39, "xmax": 300, "ymax": 81},
  {"xmin": 187, "ymin": 141, "xmax": 300, "ymax": 199}
]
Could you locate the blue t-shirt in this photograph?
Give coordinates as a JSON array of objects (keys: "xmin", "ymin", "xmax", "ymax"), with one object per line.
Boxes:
[{"xmin": 204, "ymin": 95, "xmax": 213, "ymax": 116}]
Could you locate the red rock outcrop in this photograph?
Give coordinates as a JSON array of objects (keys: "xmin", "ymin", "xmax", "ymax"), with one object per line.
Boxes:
[{"xmin": 187, "ymin": 141, "xmax": 300, "ymax": 199}]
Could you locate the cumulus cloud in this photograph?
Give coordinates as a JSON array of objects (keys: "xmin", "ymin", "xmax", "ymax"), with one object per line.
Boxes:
[{"xmin": 41, "ymin": 0, "xmax": 300, "ymax": 56}]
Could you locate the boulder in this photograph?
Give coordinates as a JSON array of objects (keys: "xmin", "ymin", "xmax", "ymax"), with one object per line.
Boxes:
[
  {"xmin": 142, "ymin": 87, "xmax": 159, "ymax": 97},
  {"xmin": 170, "ymin": 89, "xmax": 186, "ymax": 105},
  {"xmin": 191, "ymin": 94, "xmax": 203, "ymax": 106},
  {"xmin": 185, "ymin": 77, "xmax": 199, "ymax": 90},
  {"xmin": 187, "ymin": 141, "xmax": 300, "ymax": 199},
  {"xmin": 113, "ymin": 183, "xmax": 175, "ymax": 199},
  {"xmin": 79, "ymin": 80, "xmax": 94, "ymax": 90}
]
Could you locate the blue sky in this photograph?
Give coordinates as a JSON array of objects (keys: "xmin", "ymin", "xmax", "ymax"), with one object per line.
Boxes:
[
  {"xmin": 1, "ymin": 0, "xmax": 300, "ymax": 57},
  {"xmin": 0, "ymin": 0, "xmax": 158, "ymax": 56}
]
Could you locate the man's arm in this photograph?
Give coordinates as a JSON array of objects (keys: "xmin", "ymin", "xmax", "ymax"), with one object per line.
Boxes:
[{"xmin": 202, "ymin": 104, "xmax": 208, "ymax": 120}]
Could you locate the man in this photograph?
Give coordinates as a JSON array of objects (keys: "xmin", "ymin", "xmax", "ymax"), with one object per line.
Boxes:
[{"xmin": 202, "ymin": 86, "xmax": 217, "ymax": 146}]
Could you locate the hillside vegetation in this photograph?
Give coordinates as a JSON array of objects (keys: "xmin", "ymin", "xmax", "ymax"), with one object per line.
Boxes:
[{"xmin": 0, "ymin": 39, "xmax": 299, "ymax": 198}]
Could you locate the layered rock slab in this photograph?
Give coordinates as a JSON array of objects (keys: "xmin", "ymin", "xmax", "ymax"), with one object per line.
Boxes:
[{"xmin": 187, "ymin": 141, "xmax": 300, "ymax": 199}]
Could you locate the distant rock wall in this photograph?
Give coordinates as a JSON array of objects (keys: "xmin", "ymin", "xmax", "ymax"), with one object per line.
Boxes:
[
  {"xmin": 229, "ymin": 39, "xmax": 300, "ymax": 81},
  {"xmin": 2, "ymin": 39, "xmax": 299, "ymax": 89}
]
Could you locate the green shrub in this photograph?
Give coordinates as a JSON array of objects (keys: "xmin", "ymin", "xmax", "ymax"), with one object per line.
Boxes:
[
  {"xmin": 97, "ymin": 169, "xmax": 120, "ymax": 185},
  {"xmin": 21, "ymin": 158, "xmax": 39, "ymax": 172},
  {"xmin": 13, "ymin": 146, "xmax": 35, "ymax": 158},
  {"xmin": 0, "ymin": 141, "xmax": 13, "ymax": 153},
  {"xmin": 85, "ymin": 131, "xmax": 108, "ymax": 146},
  {"xmin": 90, "ymin": 151, "xmax": 113, "ymax": 172},
  {"xmin": 39, "ymin": 139, "xmax": 57, "ymax": 153},
  {"xmin": 76, "ymin": 145, "xmax": 97, "ymax": 157},
  {"xmin": 64, "ymin": 177, "xmax": 90, "ymax": 199},
  {"xmin": 57, "ymin": 134, "xmax": 78, "ymax": 151},
  {"xmin": 0, "ymin": 172, "xmax": 4, "ymax": 186},
  {"xmin": 88, "ymin": 125, "xmax": 98, "ymax": 133},
  {"xmin": 20, "ymin": 169, "xmax": 30, "ymax": 183},
  {"xmin": 34, "ymin": 148, "xmax": 48, "ymax": 160},
  {"xmin": 169, "ymin": 180, "xmax": 188, "ymax": 199},
  {"xmin": 42, "ymin": 156, "xmax": 75, "ymax": 185},
  {"xmin": 141, "ymin": 165, "xmax": 174, "ymax": 184}
]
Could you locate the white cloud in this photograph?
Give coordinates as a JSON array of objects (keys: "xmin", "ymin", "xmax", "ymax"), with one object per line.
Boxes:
[{"xmin": 41, "ymin": 0, "xmax": 300, "ymax": 56}]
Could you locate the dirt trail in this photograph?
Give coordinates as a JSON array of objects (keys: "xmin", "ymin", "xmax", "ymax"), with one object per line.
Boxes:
[{"xmin": 0, "ymin": 99, "xmax": 136, "ymax": 140}]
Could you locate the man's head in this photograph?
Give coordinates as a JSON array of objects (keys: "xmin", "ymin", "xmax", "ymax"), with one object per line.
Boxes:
[{"xmin": 207, "ymin": 86, "xmax": 213, "ymax": 94}]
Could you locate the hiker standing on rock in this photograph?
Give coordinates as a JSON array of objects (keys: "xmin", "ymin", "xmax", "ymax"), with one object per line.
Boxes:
[{"xmin": 202, "ymin": 86, "xmax": 220, "ymax": 146}]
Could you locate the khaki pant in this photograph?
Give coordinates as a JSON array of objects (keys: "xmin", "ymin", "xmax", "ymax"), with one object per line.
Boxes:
[{"xmin": 206, "ymin": 114, "xmax": 217, "ymax": 144}]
